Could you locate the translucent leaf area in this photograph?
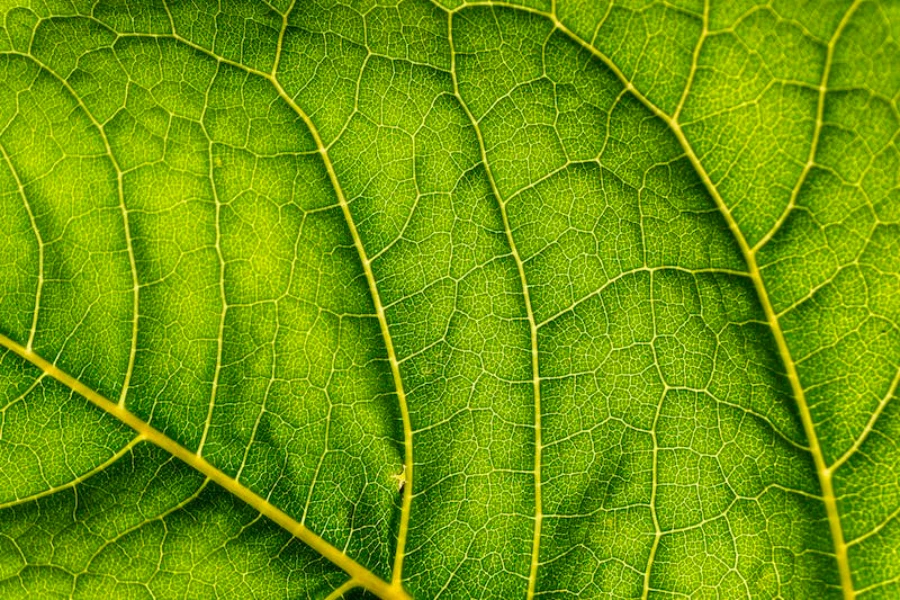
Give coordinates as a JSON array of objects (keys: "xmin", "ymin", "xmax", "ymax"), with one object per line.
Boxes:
[{"xmin": 0, "ymin": 0, "xmax": 898, "ymax": 598}]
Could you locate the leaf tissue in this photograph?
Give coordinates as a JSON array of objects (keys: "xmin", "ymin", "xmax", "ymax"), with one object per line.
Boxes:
[{"xmin": 0, "ymin": 0, "xmax": 898, "ymax": 598}]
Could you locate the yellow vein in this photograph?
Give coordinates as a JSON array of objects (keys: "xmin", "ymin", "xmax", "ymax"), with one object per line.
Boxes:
[
  {"xmin": 272, "ymin": 0, "xmax": 297, "ymax": 77},
  {"xmin": 324, "ymin": 579, "xmax": 360, "ymax": 600},
  {"xmin": 847, "ymin": 503, "xmax": 900, "ymax": 549},
  {"xmin": 642, "ymin": 271, "xmax": 666, "ymax": 600},
  {"xmin": 666, "ymin": 45, "xmax": 857, "ymax": 600},
  {"xmin": 671, "ymin": 0, "xmax": 708, "ymax": 123},
  {"xmin": 19, "ymin": 22, "xmax": 414, "ymax": 594},
  {"xmin": 447, "ymin": 13, "xmax": 545, "ymax": 598},
  {"xmin": 0, "ymin": 332, "xmax": 407, "ymax": 600},
  {"xmin": 0, "ymin": 141, "xmax": 43, "ymax": 351},
  {"xmin": 6, "ymin": 52, "xmax": 141, "ymax": 408},
  {"xmin": 643, "ymin": 5, "xmax": 702, "ymax": 589},
  {"xmin": 680, "ymin": 113, "xmax": 858, "ymax": 600},
  {"xmin": 753, "ymin": 0, "xmax": 863, "ymax": 253},
  {"xmin": 667, "ymin": 64, "xmax": 857, "ymax": 600},
  {"xmin": 80, "ymin": 475, "xmax": 212, "ymax": 573},
  {"xmin": 267, "ymin": 55, "xmax": 415, "ymax": 590},
  {"xmin": 197, "ymin": 60, "xmax": 227, "ymax": 457}
]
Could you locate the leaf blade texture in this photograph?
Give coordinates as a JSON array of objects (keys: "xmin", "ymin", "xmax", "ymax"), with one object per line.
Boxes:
[{"xmin": 0, "ymin": 0, "xmax": 898, "ymax": 598}]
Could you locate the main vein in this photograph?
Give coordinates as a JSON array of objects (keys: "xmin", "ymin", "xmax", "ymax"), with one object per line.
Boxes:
[{"xmin": 0, "ymin": 332, "xmax": 407, "ymax": 600}]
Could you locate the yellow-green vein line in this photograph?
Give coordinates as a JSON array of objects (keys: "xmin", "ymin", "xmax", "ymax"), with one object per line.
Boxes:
[
  {"xmin": 753, "ymin": 0, "xmax": 863, "ymax": 253},
  {"xmin": 446, "ymin": 3, "xmax": 857, "ymax": 596},
  {"xmin": 324, "ymin": 579, "xmax": 360, "ymax": 600},
  {"xmin": 447, "ymin": 13, "xmax": 545, "ymax": 598},
  {"xmin": 0, "ymin": 332, "xmax": 407, "ymax": 600},
  {"xmin": 674, "ymin": 127, "xmax": 855, "ymax": 600},
  {"xmin": 0, "ymin": 435, "xmax": 142, "ymax": 510},
  {"xmin": 5, "ymin": 52, "xmax": 141, "ymax": 409},
  {"xmin": 197, "ymin": 60, "xmax": 227, "ymax": 457},
  {"xmin": 671, "ymin": 0, "xmax": 708, "ymax": 123},
  {"xmin": 831, "ymin": 366, "xmax": 900, "ymax": 474},
  {"xmin": 642, "ymin": 271, "xmax": 666, "ymax": 600},
  {"xmin": 268, "ymin": 70, "xmax": 415, "ymax": 592},
  {"xmin": 0, "ymin": 141, "xmax": 43, "ymax": 351}
]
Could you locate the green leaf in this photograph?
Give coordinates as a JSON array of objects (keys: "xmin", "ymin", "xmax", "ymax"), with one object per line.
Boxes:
[{"xmin": 0, "ymin": 0, "xmax": 898, "ymax": 598}]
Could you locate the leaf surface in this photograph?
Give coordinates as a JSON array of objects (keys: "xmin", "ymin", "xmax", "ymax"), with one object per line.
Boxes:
[{"xmin": 0, "ymin": 1, "xmax": 898, "ymax": 598}]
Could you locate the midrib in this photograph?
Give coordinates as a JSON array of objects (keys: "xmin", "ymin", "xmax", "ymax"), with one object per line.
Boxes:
[{"xmin": 0, "ymin": 332, "xmax": 408, "ymax": 600}]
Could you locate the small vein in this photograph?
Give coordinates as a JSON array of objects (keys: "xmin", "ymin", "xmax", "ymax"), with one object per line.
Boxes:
[
  {"xmin": 752, "ymin": 0, "xmax": 865, "ymax": 253},
  {"xmin": 323, "ymin": 579, "xmax": 360, "ymax": 600},
  {"xmin": 267, "ymin": 24, "xmax": 414, "ymax": 589},
  {"xmin": 0, "ymin": 141, "xmax": 43, "ymax": 351},
  {"xmin": 3, "ymin": 51, "xmax": 141, "ymax": 409},
  {"xmin": 830, "ymin": 365, "xmax": 900, "ymax": 473},
  {"xmin": 0, "ymin": 435, "xmax": 142, "ymax": 510},
  {"xmin": 197, "ymin": 60, "xmax": 228, "ymax": 457}
]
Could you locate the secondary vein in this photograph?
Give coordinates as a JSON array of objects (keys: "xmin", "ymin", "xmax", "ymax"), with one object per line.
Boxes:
[
  {"xmin": 267, "ymin": 42, "xmax": 415, "ymax": 590},
  {"xmin": 444, "ymin": 2, "xmax": 857, "ymax": 596},
  {"xmin": 0, "ymin": 141, "xmax": 43, "ymax": 352},
  {"xmin": 4, "ymin": 52, "xmax": 141, "ymax": 410},
  {"xmin": 447, "ymin": 13, "xmax": 545, "ymax": 598}
]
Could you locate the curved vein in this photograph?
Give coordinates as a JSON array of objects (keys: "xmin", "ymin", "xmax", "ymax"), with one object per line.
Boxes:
[
  {"xmin": 197, "ymin": 60, "xmax": 227, "ymax": 457},
  {"xmin": 831, "ymin": 366, "xmax": 900, "ymax": 474},
  {"xmin": 0, "ymin": 140, "xmax": 43, "ymax": 351},
  {"xmin": 6, "ymin": 23, "xmax": 415, "ymax": 597},
  {"xmin": 447, "ymin": 13, "xmax": 545, "ymax": 598},
  {"xmin": 268, "ymin": 4, "xmax": 414, "ymax": 583},
  {"xmin": 324, "ymin": 579, "xmax": 360, "ymax": 600},
  {"xmin": 446, "ymin": 1, "xmax": 858, "ymax": 596},
  {"xmin": 2, "ymin": 51, "xmax": 141, "ymax": 409},
  {"xmin": 753, "ymin": 0, "xmax": 864, "ymax": 253},
  {"xmin": 0, "ymin": 435, "xmax": 142, "ymax": 510},
  {"xmin": 267, "ymin": 61, "xmax": 415, "ymax": 591}
]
